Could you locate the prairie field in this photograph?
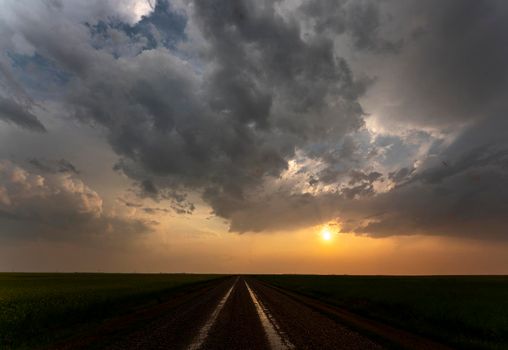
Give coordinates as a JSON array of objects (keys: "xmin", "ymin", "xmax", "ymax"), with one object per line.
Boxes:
[
  {"xmin": 257, "ymin": 275, "xmax": 508, "ymax": 350},
  {"xmin": 0, "ymin": 273, "xmax": 221, "ymax": 349}
]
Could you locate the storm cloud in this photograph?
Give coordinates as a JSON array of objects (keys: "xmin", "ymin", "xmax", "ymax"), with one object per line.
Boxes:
[{"xmin": 1, "ymin": 0, "xmax": 508, "ymax": 240}]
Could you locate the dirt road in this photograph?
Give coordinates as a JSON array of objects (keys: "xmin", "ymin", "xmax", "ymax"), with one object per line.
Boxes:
[{"xmin": 50, "ymin": 276, "xmax": 450, "ymax": 350}]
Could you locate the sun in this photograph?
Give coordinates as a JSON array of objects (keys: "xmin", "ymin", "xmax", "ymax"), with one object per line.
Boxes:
[{"xmin": 321, "ymin": 228, "xmax": 332, "ymax": 241}]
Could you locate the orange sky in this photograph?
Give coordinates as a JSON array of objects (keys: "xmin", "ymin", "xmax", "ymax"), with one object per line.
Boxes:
[{"xmin": 3, "ymin": 219, "xmax": 508, "ymax": 274}]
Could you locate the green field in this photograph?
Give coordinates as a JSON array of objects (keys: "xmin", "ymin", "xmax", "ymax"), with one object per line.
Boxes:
[
  {"xmin": 256, "ymin": 275, "xmax": 508, "ymax": 349},
  {"xmin": 0, "ymin": 273, "xmax": 221, "ymax": 349}
]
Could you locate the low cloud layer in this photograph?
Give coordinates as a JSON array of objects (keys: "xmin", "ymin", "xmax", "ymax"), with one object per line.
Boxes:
[
  {"xmin": 0, "ymin": 160, "xmax": 151, "ymax": 239},
  {"xmin": 1, "ymin": 0, "xmax": 508, "ymax": 240}
]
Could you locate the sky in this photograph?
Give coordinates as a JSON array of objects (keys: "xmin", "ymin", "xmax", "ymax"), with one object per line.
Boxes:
[{"xmin": 1, "ymin": 0, "xmax": 508, "ymax": 274}]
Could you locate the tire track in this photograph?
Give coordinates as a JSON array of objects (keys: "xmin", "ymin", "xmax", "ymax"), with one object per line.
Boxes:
[
  {"xmin": 187, "ymin": 277, "xmax": 238, "ymax": 350},
  {"xmin": 245, "ymin": 280, "xmax": 295, "ymax": 350}
]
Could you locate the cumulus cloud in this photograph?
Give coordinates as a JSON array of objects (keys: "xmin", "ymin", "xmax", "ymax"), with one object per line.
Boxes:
[
  {"xmin": 1, "ymin": 0, "xmax": 508, "ymax": 240},
  {"xmin": 48, "ymin": 0, "xmax": 367, "ymax": 228},
  {"xmin": 0, "ymin": 160, "xmax": 151, "ymax": 239},
  {"xmin": 220, "ymin": 114, "xmax": 508, "ymax": 239},
  {"xmin": 10, "ymin": 0, "xmax": 155, "ymax": 26}
]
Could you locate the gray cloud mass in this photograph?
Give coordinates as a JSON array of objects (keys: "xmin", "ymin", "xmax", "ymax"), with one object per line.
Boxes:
[{"xmin": 1, "ymin": 0, "xmax": 508, "ymax": 240}]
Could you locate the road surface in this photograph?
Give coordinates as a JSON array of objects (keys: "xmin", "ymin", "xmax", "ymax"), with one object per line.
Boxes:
[{"xmin": 51, "ymin": 276, "xmax": 450, "ymax": 350}]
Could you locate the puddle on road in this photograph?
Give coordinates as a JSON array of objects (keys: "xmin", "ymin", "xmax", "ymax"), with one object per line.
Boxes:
[
  {"xmin": 245, "ymin": 281, "xmax": 295, "ymax": 350},
  {"xmin": 187, "ymin": 278, "xmax": 237, "ymax": 350}
]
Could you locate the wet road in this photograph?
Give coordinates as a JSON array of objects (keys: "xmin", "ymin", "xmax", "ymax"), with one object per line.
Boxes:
[{"xmin": 51, "ymin": 276, "xmax": 450, "ymax": 350}]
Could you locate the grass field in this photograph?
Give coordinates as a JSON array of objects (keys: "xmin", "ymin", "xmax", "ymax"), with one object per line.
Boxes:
[
  {"xmin": 0, "ymin": 273, "xmax": 222, "ymax": 349},
  {"xmin": 256, "ymin": 275, "xmax": 508, "ymax": 349}
]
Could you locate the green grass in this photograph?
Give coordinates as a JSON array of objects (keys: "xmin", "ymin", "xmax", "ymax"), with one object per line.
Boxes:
[
  {"xmin": 0, "ymin": 273, "xmax": 222, "ymax": 349},
  {"xmin": 256, "ymin": 275, "xmax": 508, "ymax": 349}
]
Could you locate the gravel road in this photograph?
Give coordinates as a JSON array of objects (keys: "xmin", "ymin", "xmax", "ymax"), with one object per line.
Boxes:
[{"xmin": 49, "ymin": 276, "xmax": 450, "ymax": 350}]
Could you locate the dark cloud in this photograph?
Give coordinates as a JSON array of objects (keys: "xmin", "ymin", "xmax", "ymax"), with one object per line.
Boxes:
[
  {"xmin": 140, "ymin": 179, "xmax": 158, "ymax": 196},
  {"xmin": 117, "ymin": 198, "xmax": 143, "ymax": 208},
  {"xmin": 142, "ymin": 207, "xmax": 171, "ymax": 215},
  {"xmin": 348, "ymin": 170, "xmax": 382, "ymax": 185},
  {"xmin": 28, "ymin": 158, "xmax": 79, "ymax": 174},
  {"xmin": 53, "ymin": 0, "xmax": 367, "ymax": 227},
  {"xmin": 27, "ymin": 158, "xmax": 52, "ymax": 173},
  {"xmin": 118, "ymin": 194, "xmax": 190, "ymax": 215},
  {"xmin": 57, "ymin": 159, "xmax": 79, "ymax": 174},
  {"xmin": 300, "ymin": 0, "xmax": 402, "ymax": 53},
  {"xmin": 0, "ymin": 95, "xmax": 46, "ymax": 131},
  {"xmin": 348, "ymin": 137, "xmax": 508, "ymax": 240},
  {"xmin": 388, "ymin": 167, "xmax": 414, "ymax": 184}
]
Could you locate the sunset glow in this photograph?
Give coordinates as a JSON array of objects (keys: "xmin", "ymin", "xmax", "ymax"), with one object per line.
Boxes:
[{"xmin": 0, "ymin": 0, "xmax": 507, "ymax": 275}]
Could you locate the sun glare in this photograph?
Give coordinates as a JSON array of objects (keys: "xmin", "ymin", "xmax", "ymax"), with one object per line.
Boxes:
[{"xmin": 321, "ymin": 228, "xmax": 332, "ymax": 241}]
